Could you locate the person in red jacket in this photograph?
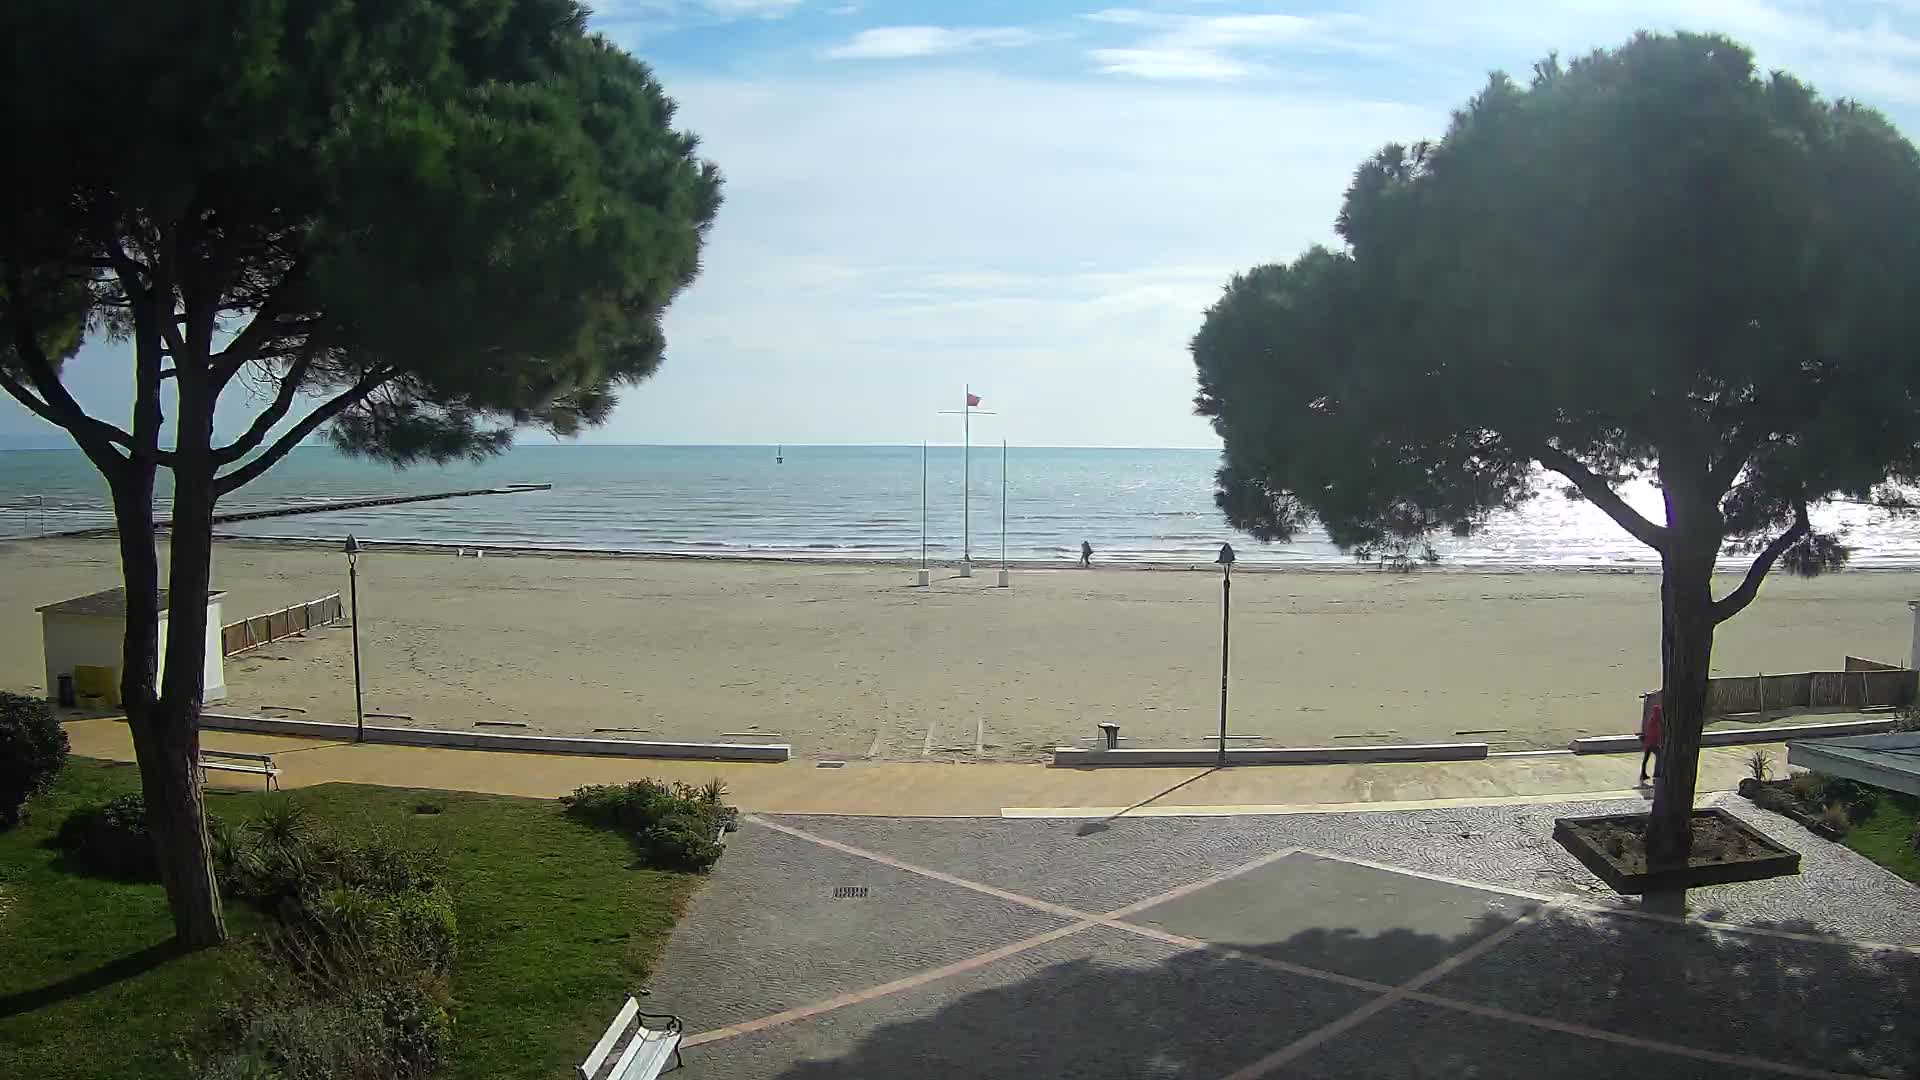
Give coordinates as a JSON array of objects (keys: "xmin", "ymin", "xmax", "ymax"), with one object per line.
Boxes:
[{"xmin": 1640, "ymin": 696, "xmax": 1663, "ymax": 786}]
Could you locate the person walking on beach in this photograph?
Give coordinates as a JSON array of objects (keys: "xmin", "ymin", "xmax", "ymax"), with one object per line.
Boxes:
[
  {"xmin": 1080, "ymin": 540, "xmax": 1093, "ymax": 568},
  {"xmin": 1639, "ymin": 695, "xmax": 1663, "ymax": 786}
]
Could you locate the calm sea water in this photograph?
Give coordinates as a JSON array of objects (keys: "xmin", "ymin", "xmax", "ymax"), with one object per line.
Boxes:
[{"xmin": 3, "ymin": 444, "xmax": 1918, "ymax": 568}]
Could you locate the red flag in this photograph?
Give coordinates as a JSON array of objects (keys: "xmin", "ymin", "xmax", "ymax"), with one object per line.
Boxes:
[{"xmin": 966, "ymin": 392, "xmax": 981, "ymax": 407}]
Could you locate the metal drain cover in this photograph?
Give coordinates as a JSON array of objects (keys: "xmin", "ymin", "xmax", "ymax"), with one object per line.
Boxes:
[{"xmin": 833, "ymin": 886, "xmax": 869, "ymax": 899}]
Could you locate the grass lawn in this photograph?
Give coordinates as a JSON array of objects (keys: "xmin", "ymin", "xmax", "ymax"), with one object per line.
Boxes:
[
  {"xmin": 0, "ymin": 759, "xmax": 704, "ymax": 1080},
  {"xmin": 1844, "ymin": 790, "xmax": 1920, "ymax": 885}
]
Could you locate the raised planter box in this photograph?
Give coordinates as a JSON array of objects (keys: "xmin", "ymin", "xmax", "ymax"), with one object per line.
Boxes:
[{"xmin": 1553, "ymin": 807, "xmax": 1800, "ymax": 894}]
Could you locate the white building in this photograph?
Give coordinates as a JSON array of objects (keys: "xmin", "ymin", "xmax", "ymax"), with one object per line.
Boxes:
[{"xmin": 36, "ymin": 588, "xmax": 227, "ymax": 705}]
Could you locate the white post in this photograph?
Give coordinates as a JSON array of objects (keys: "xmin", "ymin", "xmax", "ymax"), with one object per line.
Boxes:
[
  {"xmin": 997, "ymin": 440, "xmax": 1010, "ymax": 587},
  {"xmin": 960, "ymin": 385, "xmax": 972, "ymax": 577},
  {"xmin": 1908, "ymin": 600, "xmax": 1920, "ymax": 669},
  {"xmin": 916, "ymin": 442, "xmax": 930, "ymax": 587}
]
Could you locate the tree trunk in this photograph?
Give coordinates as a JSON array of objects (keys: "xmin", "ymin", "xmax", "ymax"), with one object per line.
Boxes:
[
  {"xmin": 155, "ymin": 374, "xmax": 228, "ymax": 946},
  {"xmin": 109, "ymin": 462, "xmax": 228, "ymax": 946},
  {"xmin": 1646, "ymin": 550, "xmax": 1717, "ymax": 868},
  {"xmin": 128, "ymin": 696, "xmax": 224, "ymax": 945}
]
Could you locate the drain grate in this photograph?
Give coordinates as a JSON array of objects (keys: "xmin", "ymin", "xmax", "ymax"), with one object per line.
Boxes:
[{"xmin": 832, "ymin": 886, "xmax": 869, "ymax": 899}]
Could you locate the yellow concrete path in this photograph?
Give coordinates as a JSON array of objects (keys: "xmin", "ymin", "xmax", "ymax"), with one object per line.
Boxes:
[{"xmin": 63, "ymin": 718, "xmax": 1772, "ymax": 817}]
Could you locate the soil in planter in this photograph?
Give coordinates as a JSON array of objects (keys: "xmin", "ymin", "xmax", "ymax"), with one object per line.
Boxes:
[{"xmin": 1574, "ymin": 815, "xmax": 1778, "ymax": 876}]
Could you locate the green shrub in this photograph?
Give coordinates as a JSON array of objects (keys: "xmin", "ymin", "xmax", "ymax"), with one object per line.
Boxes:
[
  {"xmin": 1749, "ymin": 784, "xmax": 1799, "ymax": 817},
  {"xmin": 560, "ymin": 779, "xmax": 678, "ymax": 831},
  {"xmin": 197, "ymin": 978, "xmax": 451, "ymax": 1080},
  {"xmin": 561, "ymin": 779, "xmax": 731, "ymax": 871},
  {"xmin": 1788, "ymin": 772, "xmax": 1827, "ymax": 803},
  {"xmin": 1819, "ymin": 802, "xmax": 1853, "ymax": 837},
  {"xmin": 643, "ymin": 809, "xmax": 725, "ymax": 872},
  {"xmin": 52, "ymin": 793, "xmax": 160, "ymax": 880},
  {"xmin": 200, "ymin": 805, "xmax": 458, "ymax": 1080},
  {"xmin": 0, "ymin": 690, "xmax": 68, "ymax": 829}
]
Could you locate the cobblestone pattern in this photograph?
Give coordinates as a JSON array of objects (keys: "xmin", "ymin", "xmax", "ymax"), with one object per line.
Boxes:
[
  {"xmin": 673, "ymin": 925, "xmax": 1375, "ymax": 1080},
  {"xmin": 1430, "ymin": 905, "xmax": 1920, "ymax": 1077},
  {"xmin": 644, "ymin": 825, "xmax": 1070, "ymax": 1029},
  {"xmin": 1283, "ymin": 1000, "xmax": 1780, "ymax": 1080},
  {"xmin": 783, "ymin": 794, "xmax": 1920, "ymax": 944}
]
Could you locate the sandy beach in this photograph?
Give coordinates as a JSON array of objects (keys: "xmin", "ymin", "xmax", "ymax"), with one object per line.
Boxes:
[{"xmin": 2, "ymin": 537, "xmax": 1914, "ymax": 761}]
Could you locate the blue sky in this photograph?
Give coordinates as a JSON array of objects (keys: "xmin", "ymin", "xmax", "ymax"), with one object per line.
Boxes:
[{"xmin": 8, "ymin": 0, "xmax": 1920, "ymax": 450}]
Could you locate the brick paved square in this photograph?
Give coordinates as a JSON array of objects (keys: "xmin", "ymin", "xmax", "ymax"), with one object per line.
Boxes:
[
  {"xmin": 1124, "ymin": 852, "xmax": 1539, "ymax": 984},
  {"xmin": 1427, "ymin": 907, "xmax": 1920, "ymax": 1077},
  {"xmin": 1278, "ymin": 1000, "xmax": 1780, "ymax": 1079},
  {"xmin": 645, "ymin": 824, "xmax": 1073, "ymax": 1028},
  {"xmin": 781, "ymin": 814, "xmax": 1296, "ymax": 912},
  {"xmin": 673, "ymin": 925, "xmax": 1379, "ymax": 1079}
]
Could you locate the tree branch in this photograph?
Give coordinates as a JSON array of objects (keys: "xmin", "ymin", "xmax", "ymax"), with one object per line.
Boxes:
[
  {"xmin": 1706, "ymin": 425, "xmax": 1764, "ymax": 494},
  {"xmin": 213, "ymin": 367, "xmax": 393, "ymax": 495},
  {"xmin": 1530, "ymin": 441, "xmax": 1669, "ymax": 552},
  {"xmin": 212, "ymin": 351, "xmax": 314, "ymax": 465},
  {"xmin": 4, "ymin": 307, "xmax": 135, "ymax": 466},
  {"xmin": 0, "ymin": 368, "xmax": 64, "ymax": 427},
  {"xmin": 1711, "ymin": 503, "xmax": 1809, "ymax": 625},
  {"xmin": 211, "ymin": 257, "xmax": 309, "ymax": 388}
]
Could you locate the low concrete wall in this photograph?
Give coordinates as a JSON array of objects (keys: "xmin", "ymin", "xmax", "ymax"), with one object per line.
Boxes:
[
  {"xmin": 1050, "ymin": 742, "xmax": 1488, "ymax": 768},
  {"xmin": 1569, "ymin": 717, "xmax": 1895, "ymax": 755},
  {"xmin": 200, "ymin": 712, "xmax": 790, "ymax": 762}
]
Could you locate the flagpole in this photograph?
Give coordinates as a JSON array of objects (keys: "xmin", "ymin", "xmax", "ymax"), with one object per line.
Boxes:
[
  {"xmin": 963, "ymin": 384, "xmax": 971, "ymax": 574},
  {"xmin": 916, "ymin": 442, "xmax": 929, "ymax": 586},
  {"xmin": 998, "ymin": 439, "xmax": 1010, "ymax": 588}
]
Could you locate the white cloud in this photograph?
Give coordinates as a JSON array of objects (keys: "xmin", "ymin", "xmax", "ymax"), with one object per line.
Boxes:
[
  {"xmin": 1078, "ymin": 1, "xmax": 1920, "ymax": 100},
  {"xmin": 1089, "ymin": 47, "xmax": 1260, "ymax": 80},
  {"xmin": 587, "ymin": 0, "xmax": 804, "ymax": 26},
  {"xmin": 1082, "ymin": 7, "xmax": 1383, "ymax": 80},
  {"xmin": 825, "ymin": 2, "xmax": 860, "ymax": 14},
  {"xmin": 697, "ymin": 0, "xmax": 803, "ymax": 16},
  {"xmin": 826, "ymin": 26, "xmax": 1039, "ymax": 60}
]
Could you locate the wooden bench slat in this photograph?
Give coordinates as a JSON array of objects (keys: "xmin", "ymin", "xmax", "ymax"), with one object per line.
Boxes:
[
  {"xmin": 606, "ymin": 1025, "xmax": 649, "ymax": 1080},
  {"xmin": 579, "ymin": 996, "xmax": 640, "ymax": 1080},
  {"xmin": 202, "ymin": 749, "xmax": 275, "ymax": 763},
  {"xmin": 616, "ymin": 1028, "xmax": 681, "ymax": 1080}
]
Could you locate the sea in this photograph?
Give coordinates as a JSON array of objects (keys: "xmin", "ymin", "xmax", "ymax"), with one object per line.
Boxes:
[{"xmin": 4, "ymin": 444, "xmax": 1920, "ymax": 569}]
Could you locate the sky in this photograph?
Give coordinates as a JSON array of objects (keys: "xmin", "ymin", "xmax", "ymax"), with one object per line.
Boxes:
[{"xmin": 7, "ymin": 0, "xmax": 1920, "ymax": 450}]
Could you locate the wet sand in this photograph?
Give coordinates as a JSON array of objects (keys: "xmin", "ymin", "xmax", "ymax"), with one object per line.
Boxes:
[{"xmin": 2, "ymin": 538, "xmax": 1914, "ymax": 760}]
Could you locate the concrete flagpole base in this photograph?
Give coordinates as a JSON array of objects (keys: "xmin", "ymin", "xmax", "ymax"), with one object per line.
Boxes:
[{"xmin": 959, "ymin": 560, "xmax": 973, "ymax": 578}]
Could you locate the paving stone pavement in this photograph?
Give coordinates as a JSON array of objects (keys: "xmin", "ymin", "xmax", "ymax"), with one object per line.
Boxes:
[{"xmin": 643, "ymin": 794, "xmax": 1920, "ymax": 1079}]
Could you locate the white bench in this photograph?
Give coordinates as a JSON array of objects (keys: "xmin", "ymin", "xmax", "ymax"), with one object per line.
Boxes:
[
  {"xmin": 579, "ymin": 995, "xmax": 683, "ymax": 1080},
  {"xmin": 198, "ymin": 749, "xmax": 280, "ymax": 791}
]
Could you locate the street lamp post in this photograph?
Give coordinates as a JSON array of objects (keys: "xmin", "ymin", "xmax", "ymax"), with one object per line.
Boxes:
[
  {"xmin": 1216, "ymin": 542, "xmax": 1235, "ymax": 768},
  {"xmin": 344, "ymin": 534, "xmax": 365, "ymax": 743}
]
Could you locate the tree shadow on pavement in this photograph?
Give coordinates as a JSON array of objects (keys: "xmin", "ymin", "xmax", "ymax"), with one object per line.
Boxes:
[{"xmin": 765, "ymin": 907, "xmax": 1920, "ymax": 1079}]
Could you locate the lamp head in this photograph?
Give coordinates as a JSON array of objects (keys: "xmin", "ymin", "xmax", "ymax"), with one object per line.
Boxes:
[
  {"xmin": 1216, "ymin": 542, "xmax": 1236, "ymax": 566},
  {"xmin": 344, "ymin": 534, "xmax": 362, "ymax": 557}
]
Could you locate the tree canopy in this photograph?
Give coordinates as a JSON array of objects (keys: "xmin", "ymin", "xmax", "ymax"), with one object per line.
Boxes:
[
  {"xmin": 0, "ymin": 0, "xmax": 721, "ymax": 944},
  {"xmin": 1, "ymin": 0, "xmax": 721, "ymax": 477},
  {"xmin": 1193, "ymin": 32, "xmax": 1920, "ymax": 863}
]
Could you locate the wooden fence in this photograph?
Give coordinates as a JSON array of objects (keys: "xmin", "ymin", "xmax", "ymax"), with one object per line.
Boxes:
[
  {"xmin": 1642, "ymin": 659, "xmax": 1917, "ymax": 720},
  {"xmin": 221, "ymin": 593, "xmax": 344, "ymax": 657}
]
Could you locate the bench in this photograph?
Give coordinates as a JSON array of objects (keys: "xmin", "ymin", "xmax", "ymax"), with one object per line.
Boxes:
[
  {"xmin": 198, "ymin": 749, "xmax": 280, "ymax": 791},
  {"xmin": 579, "ymin": 996, "xmax": 683, "ymax": 1080}
]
